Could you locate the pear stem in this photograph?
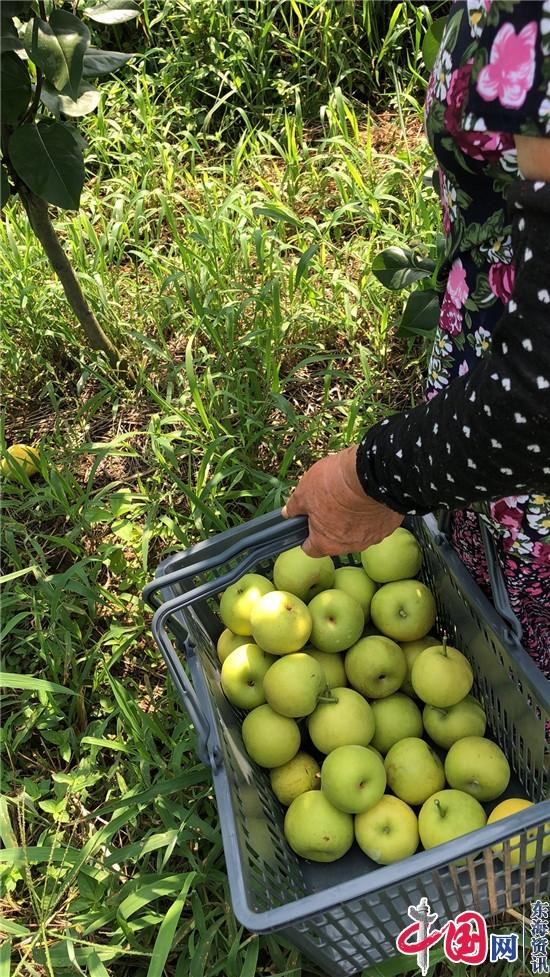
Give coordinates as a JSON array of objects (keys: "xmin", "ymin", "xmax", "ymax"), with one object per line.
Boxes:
[
  {"xmin": 442, "ymin": 634, "xmax": 448, "ymax": 658},
  {"xmin": 318, "ymin": 691, "xmax": 339, "ymax": 704},
  {"xmin": 434, "ymin": 798, "xmax": 446, "ymax": 818}
]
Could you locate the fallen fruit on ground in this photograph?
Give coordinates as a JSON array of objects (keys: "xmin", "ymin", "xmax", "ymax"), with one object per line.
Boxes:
[{"xmin": 1, "ymin": 443, "xmax": 40, "ymax": 479}]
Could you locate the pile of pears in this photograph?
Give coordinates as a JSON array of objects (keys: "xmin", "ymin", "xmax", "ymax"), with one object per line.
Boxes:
[{"xmin": 215, "ymin": 528, "xmax": 538, "ymax": 866}]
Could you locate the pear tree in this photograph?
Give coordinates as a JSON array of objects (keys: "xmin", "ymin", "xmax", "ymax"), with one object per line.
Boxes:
[{"xmin": 0, "ymin": 0, "xmax": 140, "ymax": 366}]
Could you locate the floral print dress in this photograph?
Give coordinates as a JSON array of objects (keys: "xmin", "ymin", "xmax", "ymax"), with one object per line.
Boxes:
[{"xmin": 425, "ymin": 0, "xmax": 550, "ymax": 673}]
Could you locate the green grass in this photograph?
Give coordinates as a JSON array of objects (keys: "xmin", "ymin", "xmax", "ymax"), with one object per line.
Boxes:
[{"xmin": 0, "ymin": 2, "xmax": 514, "ymax": 974}]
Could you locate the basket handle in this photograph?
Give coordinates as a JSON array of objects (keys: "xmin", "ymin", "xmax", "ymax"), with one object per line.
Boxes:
[
  {"xmin": 147, "ymin": 512, "xmax": 309, "ymax": 766},
  {"xmin": 435, "ymin": 509, "xmax": 523, "ymax": 643},
  {"xmin": 477, "ymin": 515, "xmax": 523, "ymax": 643},
  {"xmin": 143, "ymin": 509, "xmax": 308, "ymax": 609}
]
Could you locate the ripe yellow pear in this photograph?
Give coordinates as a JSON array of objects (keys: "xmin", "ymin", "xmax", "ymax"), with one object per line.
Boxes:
[
  {"xmin": 487, "ymin": 798, "xmax": 550, "ymax": 866},
  {"xmin": 305, "ymin": 648, "xmax": 347, "ymax": 688},
  {"xmin": 399, "ymin": 635, "xmax": 439, "ymax": 696},
  {"xmin": 270, "ymin": 752, "xmax": 321, "ymax": 806},
  {"xmin": 1, "ymin": 443, "xmax": 40, "ymax": 479}
]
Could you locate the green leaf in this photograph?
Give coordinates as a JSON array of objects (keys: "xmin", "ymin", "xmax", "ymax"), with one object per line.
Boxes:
[
  {"xmin": 0, "ymin": 918, "xmax": 30, "ymax": 938},
  {"xmin": 1, "ymin": 17, "xmax": 24, "ymax": 54},
  {"xmin": 294, "ymin": 243, "xmax": 318, "ymax": 289},
  {"xmin": 397, "ymin": 288, "xmax": 440, "ymax": 338},
  {"xmin": 40, "ymin": 79, "xmax": 100, "ymax": 117},
  {"xmin": 145, "ymin": 875, "xmax": 196, "ymax": 977},
  {"xmin": 0, "ymin": 939, "xmax": 11, "ymax": 977},
  {"xmin": 0, "ymin": 671, "xmax": 76, "ymax": 695},
  {"xmin": 372, "ymin": 247, "xmax": 434, "ymax": 291},
  {"xmin": 87, "ymin": 952, "xmax": 110, "ymax": 977},
  {"xmin": 421, "ymin": 16, "xmax": 447, "ymax": 73},
  {"xmin": 82, "ymin": 46, "xmax": 133, "ymax": 77},
  {"xmin": 0, "ymin": 165, "xmax": 10, "ymax": 210},
  {"xmin": 0, "ymin": 50, "xmax": 31, "ymax": 124},
  {"xmin": 25, "ymin": 10, "xmax": 89, "ymax": 99},
  {"xmin": 253, "ymin": 204, "xmax": 303, "ymax": 229},
  {"xmin": 9, "ymin": 121, "xmax": 84, "ymax": 209},
  {"xmin": 83, "ymin": 0, "xmax": 140, "ymax": 25},
  {"xmin": 119, "ymin": 874, "xmax": 189, "ymax": 920}
]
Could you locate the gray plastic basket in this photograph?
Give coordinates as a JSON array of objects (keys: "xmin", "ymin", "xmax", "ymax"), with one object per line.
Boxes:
[{"xmin": 144, "ymin": 511, "xmax": 550, "ymax": 976}]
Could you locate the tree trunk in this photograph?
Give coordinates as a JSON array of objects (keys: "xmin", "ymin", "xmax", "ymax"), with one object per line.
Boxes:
[{"xmin": 19, "ymin": 186, "xmax": 121, "ymax": 369}]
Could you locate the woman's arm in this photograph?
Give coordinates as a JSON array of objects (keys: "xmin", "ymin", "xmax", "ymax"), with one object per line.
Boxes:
[{"xmin": 283, "ymin": 173, "xmax": 550, "ymax": 557}]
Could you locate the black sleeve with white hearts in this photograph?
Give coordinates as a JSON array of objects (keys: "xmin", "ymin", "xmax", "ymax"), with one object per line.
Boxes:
[{"xmin": 356, "ymin": 179, "xmax": 550, "ymax": 516}]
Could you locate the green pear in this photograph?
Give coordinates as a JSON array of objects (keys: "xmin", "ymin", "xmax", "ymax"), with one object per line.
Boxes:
[
  {"xmin": 250, "ymin": 590, "xmax": 312, "ymax": 654},
  {"xmin": 361, "ymin": 527, "xmax": 422, "ymax": 583},
  {"xmin": 242, "ymin": 704, "xmax": 300, "ymax": 768},
  {"xmin": 333, "ymin": 566, "xmax": 377, "ymax": 617},
  {"xmin": 384, "ymin": 737, "xmax": 445, "ymax": 806},
  {"xmin": 305, "ymin": 648, "xmax": 347, "ymax": 688},
  {"xmin": 308, "ymin": 687, "xmax": 375, "ymax": 754},
  {"xmin": 411, "ymin": 639, "xmax": 473, "ymax": 707},
  {"xmin": 263, "ymin": 653, "xmax": 327, "ymax": 717},
  {"xmin": 284, "ymin": 790, "xmax": 354, "ymax": 862},
  {"xmin": 217, "ymin": 628, "xmax": 248, "ymax": 664},
  {"xmin": 399, "ymin": 635, "xmax": 439, "ymax": 696},
  {"xmin": 273, "ymin": 546, "xmax": 334, "ymax": 601},
  {"xmin": 219, "ymin": 573, "xmax": 274, "ymax": 635},
  {"xmin": 344, "ymin": 635, "xmax": 407, "ymax": 699},
  {"xmin": 221, "ymin": 643, "xmax": 275, "ymax": 710},
  {"xmin": 445, "ymin": 736, "xmax": 510, "ymax": 802},
  {"xmin": 370, "ymin": 580, "xmax": 436, "ymax": 642},
  {"xmin": 355, "ymin": 795, "xmax": 419, "ymax": 864},
  {"xmin": 419, "ymin": 789, "xmax": 486, "ymax": 849},
  {"xmin": 370, "ymin": 693, "xmax": 423, "ymax": 754},
  {"xmin": 308, "ymin": 589, "xmax": 364, "ymax": 653},
  {"xmin": 270, "ymin": 752, "xmax": 321, "ymax": 806},
  {"xmin": 321, "ymin": 745, "xmax": 386, "ymax": 814},
  {"xmin": 423, "ymin": 695, "xmax": 486, "ymax": 749}
]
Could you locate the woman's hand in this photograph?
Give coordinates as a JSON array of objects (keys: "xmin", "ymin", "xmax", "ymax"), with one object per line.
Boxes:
[{"xmin": 281, "ymin": 444, "xmax": 404, "ymax": 557}]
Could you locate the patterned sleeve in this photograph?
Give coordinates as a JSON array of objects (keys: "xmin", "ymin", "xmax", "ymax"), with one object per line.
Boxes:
[
  {"xmin": 462, "ymin": 0, "xmax": 550, "ymax": 136},
  {"xmin": 355, "ymin": 180, "xmax": 550, "ymax": 515}
]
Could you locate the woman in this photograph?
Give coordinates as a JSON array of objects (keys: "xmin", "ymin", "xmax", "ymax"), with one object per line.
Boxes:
[{"xmin": 283, "ymin": 1, "xmax": 550, "ymax": 677}]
